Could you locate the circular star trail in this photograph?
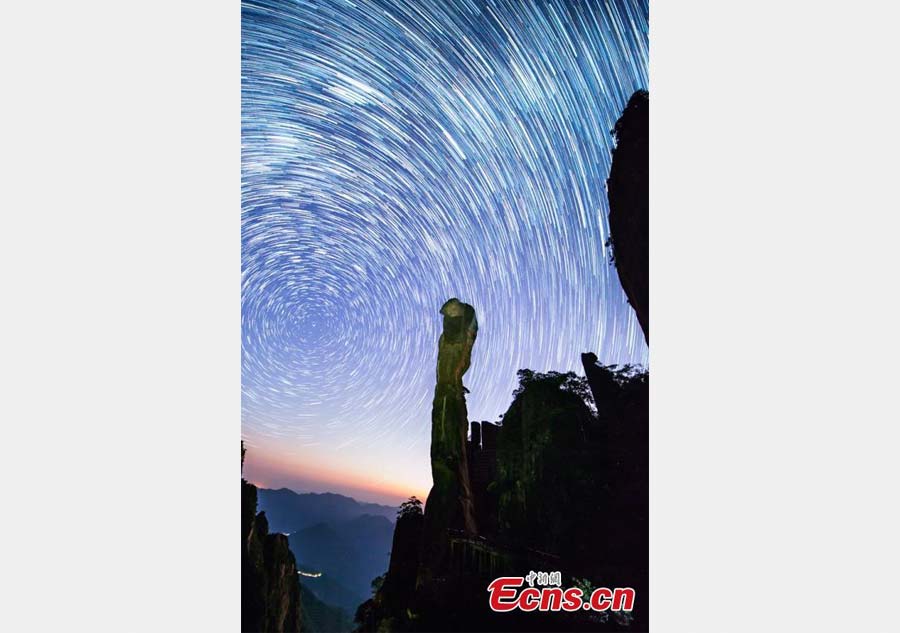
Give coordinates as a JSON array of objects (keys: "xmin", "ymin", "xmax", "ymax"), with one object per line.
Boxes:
[{"xmin": 242, "ymin": 0, "xmax": 649, "ymax": 496}]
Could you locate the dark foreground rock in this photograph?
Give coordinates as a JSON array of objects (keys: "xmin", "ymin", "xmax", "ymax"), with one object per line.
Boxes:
[
  {"xmin": 243, "ymin": 444, "xmax": 303, "ymax": 632},
  {"xmin": 607, "ymin": 90, "xmax": 649, "ymax": 342}
]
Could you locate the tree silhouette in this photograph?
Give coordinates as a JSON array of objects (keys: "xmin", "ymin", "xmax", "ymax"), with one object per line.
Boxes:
[
  {"xmin": 511, "ymin": 369, "xmax": 596, "ymax": 412},
  {"xmin": 397, "ymin": 496, "xmax": 423, "ymax": 518}
]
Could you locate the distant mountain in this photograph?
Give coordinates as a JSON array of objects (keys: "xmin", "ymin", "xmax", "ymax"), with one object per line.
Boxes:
[
  {"xmin": 257, "ymin": 488, "xmax": 397, "ymax": 534},
  {"xmin": 255, "ymin": 488, "xmax": 398, "ymax": 619},
  {"xmin": 289, "ymin": 514, "xmax": 395, "ymax": 614},
  {"xmin": 297, "ymin": 573, "xmax": 363, "ymax": 619},
  {"xmin": 299, "ymin": 582, "xmax": 353, "ymax": 633}
]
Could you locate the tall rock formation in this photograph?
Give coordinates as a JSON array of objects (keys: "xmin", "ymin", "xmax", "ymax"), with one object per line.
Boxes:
[
  {"xmin": 580, "ymin": 354, "xmax": 649, "ymax": 630},
  {"xmin": 420, "ymin": 298, "xmax": 479, "ymax": 582},
  {"xmin": 607, "ymin": 89, "xmax": 649, "ymax": 342},
  {"xmin": 242, "ymin": 444, "xmax": 303, "ymax": 633}
]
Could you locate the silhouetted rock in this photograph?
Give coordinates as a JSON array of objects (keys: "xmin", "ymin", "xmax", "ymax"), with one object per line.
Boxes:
[
  {"xmin": 262, "ymin": 533, "xmax": 304, "ymax": 632},
  {"xmin": 420, "ymin": 298, "xmax": 479, "ymax": 582},
  {"xmin": 243, "ymin": 444, "xmax": 303, "ymax": 632},
  {"xmin": 492, "ymin": 370, "xmax": 601, "ymax": 558},
  {"xmin": 467, "ymin": 420, "xmax": 500, "ymax": 532},
  {"xmin": 607, "ymin": 90, "xmax": 649, "ymax": 342},
  {"xmin": 581, "ymin": 353, "xmax": 649, "ymax": 629},
  {"xmin": 355, "ymin": 500, "xmax": 425, "ymax": 631},
  {"xmin": 382, "ymin": 504, "xmax": 424, "ymax": 609}
]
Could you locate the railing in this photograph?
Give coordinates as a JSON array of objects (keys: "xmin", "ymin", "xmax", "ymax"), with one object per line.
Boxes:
[{"xmin": 446, "ymin": 529, "xmax": 560, "ymax": 578}]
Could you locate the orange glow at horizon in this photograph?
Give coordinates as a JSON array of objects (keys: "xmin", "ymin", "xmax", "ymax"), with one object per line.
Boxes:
[{"xmin": 243, "ymin": 439, "xmax": 431, "ymax": 507}]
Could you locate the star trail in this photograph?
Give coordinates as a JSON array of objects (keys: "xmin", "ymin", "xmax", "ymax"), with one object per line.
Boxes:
[{"xmin": 242, "ymin": 0, "xmax": 649, "ymax": 504}]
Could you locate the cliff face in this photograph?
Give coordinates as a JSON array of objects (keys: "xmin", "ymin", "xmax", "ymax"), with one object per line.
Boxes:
[
  {"xmin": 243, "ymin": 447, "xmax": 303, "ymax": 633},
  {"xmin": 353, "ymin": 503, "xmax": 424, "ymax": 633},
  {"xmin": 383, "ymin": 510, "xmax": 423, "ymax": 604},
  {"xmin": 607, "ymin": 90, "xmax": 649, "ymax": 342},
  {"xmin": 420, "ymin": 298, "xmax": 479, "ymax": 581},
  {"xmin": 466, "ymin": 420, "xmax": 500, "ymax": 532},
  {"xmin": 580, "ymin": 354, "xmax": 648, "ymax": 624},
  {"xmin": 493, "ymin": 370, "xmax": 601, "ymax": 558}
]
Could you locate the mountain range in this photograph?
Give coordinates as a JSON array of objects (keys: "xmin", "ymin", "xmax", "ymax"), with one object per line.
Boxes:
[
  {"xmin": 257, "ymin": 488, "xmax": 397, "ymax": 533},
  {"xmin": 256, "ymin": 487, "xmax": 399, "ymax": 624}
]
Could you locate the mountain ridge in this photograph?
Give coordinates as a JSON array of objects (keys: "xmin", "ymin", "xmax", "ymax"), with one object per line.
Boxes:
[
  {"xmin": 254, "ymin": 486, "xmax": 399, "ymax": 622},
  {"xmin": 257, "ymin": 486, "xmax": 397, "ymax": 535}
]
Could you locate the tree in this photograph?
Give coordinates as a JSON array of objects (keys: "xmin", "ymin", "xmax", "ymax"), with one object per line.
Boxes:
[
  {"xmin": 397, "ymin": 496, "xmax": 423, "ymax": 518},
  {"xmin": 511, "ymin": 369, "xmax": 596, "ymax": 412}
]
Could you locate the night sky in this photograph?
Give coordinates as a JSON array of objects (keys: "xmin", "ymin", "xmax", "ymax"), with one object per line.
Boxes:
[{"xmin": 242, "ymin": 0, "xmax": 649, "ymax": 505}]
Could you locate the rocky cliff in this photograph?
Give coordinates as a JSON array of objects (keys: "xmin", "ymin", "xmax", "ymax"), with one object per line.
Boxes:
[
  {"xmin": 355, "ymin": 501, "xmax": 424, "ymax": 632},
  {"xmin": 580, "ymin": 355, "xmax": 649, "ymax": 626},
  {"xmin": 492, "ymin": 370, "xmax": 602, "ymax": 559},
  {"xmin": 383, "ymin": 507, "xmax": 423, "ymax": 606},
  {"xmin": 607, "ymin": 90, "xmax": 649, "ymax": 342},
  {"xmin": 243, "ymin": 444, "xmax": 303, "ymax": 633}
]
